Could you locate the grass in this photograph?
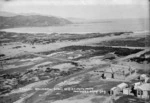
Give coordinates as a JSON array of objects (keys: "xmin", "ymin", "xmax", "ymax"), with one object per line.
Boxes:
[
  {"xmin": 91, "ymin": 97, "xmax": 106, "ymax": 103},
  {"xmin": 1, "ymin": 45, "xmax": 142, "ymax": 75},
  {"xmin": 0, "ymin": 64, "xmax": 35, "ymax": 75},
  {"xmin": 45, "ymin": 90, "xmax": 79, "ymax": 101},
  {"xmin": 0, "ymin": 31, "xmax": 131, "ymax": 45},
  {"xmin": 130, "ymin": 51, "xmax": 150, "ymax": 63},
  {"xmin": 0, "ymin": 93, "xmax": 22, "ymax": 103},
  {"xmin": 115, "ymin": 95, "xmax": 150, "ymax": 103},
  {"xmin": 137, "ymin": 69, "xmax": 150, "ymax": 75}
]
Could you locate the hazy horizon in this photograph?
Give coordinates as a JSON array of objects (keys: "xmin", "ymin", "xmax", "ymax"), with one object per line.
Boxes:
[{"xmin": 0, "ymin": 0, "xmax": 149, "ymax": 20}]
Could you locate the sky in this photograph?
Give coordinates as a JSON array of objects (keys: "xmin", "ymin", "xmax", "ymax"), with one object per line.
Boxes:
[{"xmin": 0, "ymin": 0, "xmax": 149, "ymax": 19}]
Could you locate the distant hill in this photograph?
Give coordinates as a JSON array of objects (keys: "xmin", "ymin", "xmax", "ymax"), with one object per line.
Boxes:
[
  {"xmin": 0, "ymin": 11, "xmax": 17, "ymax": 17},
  {"xmin": 0, "ymin": 12, "xmax": 72, "ymax": 29},
  {"xmin": 67, "ymin": 17, "xmax": 89, "ymax": 23},
  {"xmin": 67, "ymin": 17, "xmax": 113, "ymax": 24}
]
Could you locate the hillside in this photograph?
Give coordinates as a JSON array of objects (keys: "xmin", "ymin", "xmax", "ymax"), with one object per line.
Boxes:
[
  {"xmin": 0, "ymin": 11, "xmax": 17, "ymax": 17},
  {"xmin": 0, "ymin": 15, "xmax": 72, "ymax": 29}
]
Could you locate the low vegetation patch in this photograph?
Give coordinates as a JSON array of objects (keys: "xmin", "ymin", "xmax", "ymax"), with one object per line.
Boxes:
[
  {"xmin": 115, "ymin": 95, "xmax": 150, "ymax": 103},
  {"xmin": 59, "ymin": 45, "xmax": 142, "ymax": 57},
  {"xmin": 99, "ymin": 35, "xmax": 150, "ymax": 47}
]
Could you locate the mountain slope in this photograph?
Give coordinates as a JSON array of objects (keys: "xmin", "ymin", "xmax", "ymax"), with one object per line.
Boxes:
[
  {"xmin": 0, "ymin": 11, "xmax": 17, "ymax": 17},
  {"xmin": 0, "ymin": 15, "xmax": 72, "ymax": 29}
]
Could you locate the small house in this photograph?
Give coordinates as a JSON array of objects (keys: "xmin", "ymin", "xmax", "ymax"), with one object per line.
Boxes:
[
  {"xmin": 139, "ymin": 74, "xmax": 150, "ymax": 83},
  {"xmin": 123, "ymin": 88, "xmax": 132, "ymax": 95},
  {"xmin": 145, "ymin": 77, "xmax": 150, "ymax": 83},
  {"xmin": 110, "ymin": 87, "xmax": 120, "ymax": 95},
  {"xmin": 136, "ymin": 83, "xmax": 150, "ymax": 99},
  {"xmin": 117, "ymin": 82, "xmax": 128, "ymax": 91},
  {"xmin": 134, "ymin": 82, "xmax": 142, "ymax": 89},
  {"xmin": 140, "ymin": 74, "xmax": 147, "ymax": 80}
]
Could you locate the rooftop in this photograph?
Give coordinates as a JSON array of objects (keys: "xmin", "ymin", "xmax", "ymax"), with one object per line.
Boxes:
[
  {"xmin": 137, "ymin": 83, "xmax": 150, "ymax": 91},
  {"xmin": 117, "ymin": 82, "xmax": 128, "ymax": 89}
]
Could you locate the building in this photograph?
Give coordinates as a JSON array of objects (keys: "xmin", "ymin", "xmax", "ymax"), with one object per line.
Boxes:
[
  {"xmin": 145, "ymin": 77, "xmax": 150, "ymax": 83},
  {"xmin": 123, "ymin": 88, "xmax": 132, "ymax": 95},
  {"xmin": 117, "ymin": 82, "xmax": 128, "ymax": 91},
  {"xmin": 134, "ymin": 82, "xmax": 142, "ymax": 89},
  {"xmin": 139, "ymin": 74, "xmax": 150, "ymax": 83},
  {"xmin": 110, "ymin": 83, "xmax": 128, "ymax": 96},
  {"xmin": 140, "ymin": 74, "xmax": 147, "ymax": 80},
  {"xmin": 110, "ymin": 87, "xmax": 120, "ymax": 95},
  {"xmin": 136, "ymin": 83, "xmax": 150, "ymax": 99}
]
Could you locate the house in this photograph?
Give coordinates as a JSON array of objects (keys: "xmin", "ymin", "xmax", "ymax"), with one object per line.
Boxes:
[
  {"xmin": 117, "ymin": 82, "xmax": 128, "ymax": 91},
  {"xmin": 110, "ymin": 83, "xmax": 128, "ymax": 96},
  {"xmin": 134, "ymin": 82, "xmax": 142, "ymax": 89},
  {"xmin": 123, "ymin": 88, "xmax": 132, "ymax": 95},
  {"xmin": 110, "ymin": 87, "xmax": 120, "ymax": 95},
  {"xmin": 140, "ymin": 74, "xmax": 147, "ymax": 80},
  {"xmin": 136, "ymin": 83, "xmax": 150, "ymax": 99},
  {"xmin": 139, "ymin": 74, "xmax": 150, "ymax": 83},
  {"xmin": 145, "ymin": 77, "xmax": 150, "ymax": 83}
]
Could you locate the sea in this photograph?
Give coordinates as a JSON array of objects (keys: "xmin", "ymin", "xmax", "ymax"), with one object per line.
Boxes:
[{"xmin": 1, "ymin": 18, "xmax": 149, "ymax": 34}]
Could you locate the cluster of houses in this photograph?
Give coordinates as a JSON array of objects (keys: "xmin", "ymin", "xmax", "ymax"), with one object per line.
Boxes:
[
  {"xmin": 93, "ymin": 63, "xmax": 137, "ymax": 80},
  {"xmin": 110, "ymin": 74, "xmax": 150, "ymax": 100}
]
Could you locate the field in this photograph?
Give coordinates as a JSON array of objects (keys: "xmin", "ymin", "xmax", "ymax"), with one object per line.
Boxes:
[{"xmin": 0, "ymin": 31, "xmax": 150, "ymax": 103}]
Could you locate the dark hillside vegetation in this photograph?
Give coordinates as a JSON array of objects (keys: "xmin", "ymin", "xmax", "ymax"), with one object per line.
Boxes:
[
  {"xmin": 99, "ymin": 35, "xmax": 150, "ymax": 47},
  {"xmin": 130, "ymin": 51, "xmax": 150, "ymax": 63},
  {"xmin": 59, "ymin": 45, "xmax": 142, "ymax": 57}
]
